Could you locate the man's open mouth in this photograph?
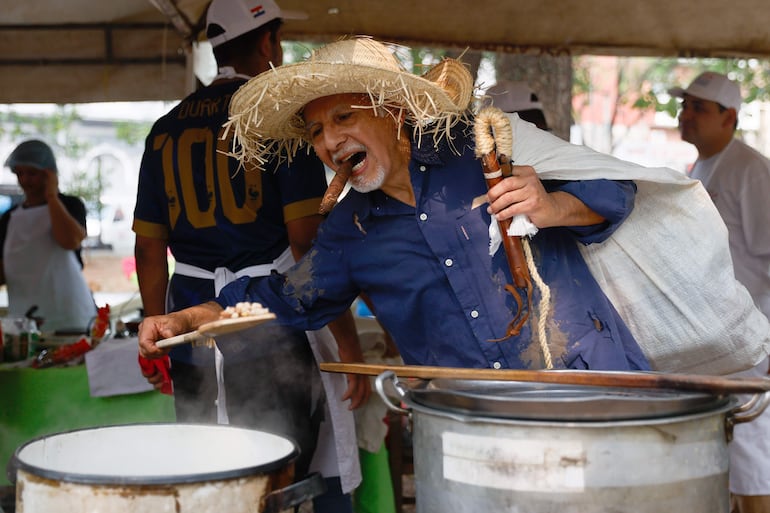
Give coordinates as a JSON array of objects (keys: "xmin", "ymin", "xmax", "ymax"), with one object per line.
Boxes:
[{"xmin": 344, "ymin": 151, "xmax": 367, "ymax": 172}]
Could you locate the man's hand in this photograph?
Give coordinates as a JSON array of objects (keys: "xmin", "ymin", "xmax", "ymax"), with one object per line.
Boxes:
[
  {"xmin": 486, "ymin": 165, "xmax": 555, "ymax": 227},
  {"xmin": 43, "ymin": 169, "xmax": 59, "ymax": 200},
  {"xmin": 138, "ymin": 313, "xmax": 187, "ymax": 359},
  {"xmin": 138, "ymin": 302, "xmax": 224, "ymax": 359},
  {"xmin": 487, "ymin": 165, "xmax": 604, "ymax": 228},
  {"xmin": 341, "ymin": 374, "xmax": 371, "ymax": 410}
]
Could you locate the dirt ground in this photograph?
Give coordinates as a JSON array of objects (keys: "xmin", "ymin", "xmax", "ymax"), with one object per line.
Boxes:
[{"xmin": 81, "ymin": 248, "xmax": 138, "ymax": 295}]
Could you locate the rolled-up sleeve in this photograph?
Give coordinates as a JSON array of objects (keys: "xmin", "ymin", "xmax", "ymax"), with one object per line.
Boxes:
[
  {"xmin": 545, "ymin": 179, "xmax": 636, "ymax": 244},
  {"xmin": 214, "ymin": 229, "xmax": 360, "ymax": 332}
]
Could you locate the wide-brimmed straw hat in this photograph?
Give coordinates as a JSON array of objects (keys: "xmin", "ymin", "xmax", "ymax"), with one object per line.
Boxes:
[{"xmin": 225, "ymin": 37, "xmax": 474, "ymax": 166}]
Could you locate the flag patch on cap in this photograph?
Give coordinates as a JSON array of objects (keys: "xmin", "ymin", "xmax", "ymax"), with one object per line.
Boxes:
[{"xmin": 251, "ymin": 4, "xmax": 265, "ymax": 17}]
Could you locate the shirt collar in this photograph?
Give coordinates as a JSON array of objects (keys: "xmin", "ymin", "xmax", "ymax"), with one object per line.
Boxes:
[{"xmin": 409, "ymin": 119, "xmax": 474, "ymax": 166}]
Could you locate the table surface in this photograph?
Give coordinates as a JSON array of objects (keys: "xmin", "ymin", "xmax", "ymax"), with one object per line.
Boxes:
[{"xmin": 0, "ymin": 363, "xmax": 175, "ymax": 486}]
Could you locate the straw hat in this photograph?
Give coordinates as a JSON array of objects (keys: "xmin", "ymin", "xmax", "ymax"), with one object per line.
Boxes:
[{"xmin": 225, "ymin": 37, "xmax": 474, "ymax": 166}]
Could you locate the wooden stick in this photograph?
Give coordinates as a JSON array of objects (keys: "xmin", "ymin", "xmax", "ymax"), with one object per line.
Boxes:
[
  {"xmin": 319, "ymin": 362, "xmax": 770, "ymax": 394},
  {"xmin": 156, "ymin": 313, "xmax": 276, "ymax": 348},
  {"xmin": 156, "ymin": 330, "xmax": 205, "ymax": 349},
  {"xmin": 480, "ymin": 153, "xmax": 530, "ymax": 289}
]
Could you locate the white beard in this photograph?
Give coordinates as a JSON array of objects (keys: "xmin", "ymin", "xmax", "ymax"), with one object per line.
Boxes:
[{"xmin": 349, "ymin": 165, "xmax": 386, "ymax": 193}]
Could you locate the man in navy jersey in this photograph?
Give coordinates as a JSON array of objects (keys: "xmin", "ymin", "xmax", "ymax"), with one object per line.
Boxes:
[{"xmin": 132, "ymin": 1, "xmax": 366, "ymax": 510}]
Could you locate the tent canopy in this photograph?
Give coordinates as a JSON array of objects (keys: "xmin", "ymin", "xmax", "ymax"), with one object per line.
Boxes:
[{"xmin": 3, "ymin": 0, "xmax": 769, "ymax": 103}]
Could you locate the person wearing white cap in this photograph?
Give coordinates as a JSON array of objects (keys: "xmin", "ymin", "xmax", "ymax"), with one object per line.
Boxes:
[
  {"xmin": 671, "ymin": 71, "xmax": 770, "ymax": 513},
  {"xmin": 486, "ymin": 80, "xmax": 550, "ymax": 131},
  {"xmin": 132, "ymin": 1, "xmax": 366, "ymax": 511},
  {"xmin": 0, "ymin": 139, "xmax": 96, "ymax": 333}
]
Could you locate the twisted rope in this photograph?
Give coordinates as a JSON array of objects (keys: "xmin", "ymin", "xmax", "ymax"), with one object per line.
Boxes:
[{"xmin": 522, "ymin": 238, "xmax": 553, "ymax": 369}]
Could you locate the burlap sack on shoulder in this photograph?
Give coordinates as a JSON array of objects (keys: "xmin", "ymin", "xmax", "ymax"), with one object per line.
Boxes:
[{"xmin": 506, "ymin": 114, "xmax": 770, "ymax": 375}]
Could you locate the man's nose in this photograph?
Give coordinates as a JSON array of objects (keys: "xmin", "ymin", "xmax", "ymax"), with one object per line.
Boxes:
[{"xmin": 323, "ymin": 127, "xmax": 347, "ymax": 153}]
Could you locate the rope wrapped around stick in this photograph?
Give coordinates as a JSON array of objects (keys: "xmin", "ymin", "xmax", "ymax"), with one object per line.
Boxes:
[{"xmin": 474, "ymin": 107, "xmax": 553, "ymax": 368}]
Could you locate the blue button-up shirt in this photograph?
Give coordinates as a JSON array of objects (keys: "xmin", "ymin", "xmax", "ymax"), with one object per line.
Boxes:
[{"xmin": 218, "ymin": 123, "xmax": 650, "ymax": 371}]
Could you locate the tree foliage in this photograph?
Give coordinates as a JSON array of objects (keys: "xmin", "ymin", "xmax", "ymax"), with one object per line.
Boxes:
[{"xmin": 576, "ymin": 57, "xmax": 770, "ymax": 119}]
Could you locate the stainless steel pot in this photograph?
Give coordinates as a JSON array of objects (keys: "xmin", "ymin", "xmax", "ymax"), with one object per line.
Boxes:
[
  {"xmin": 376, "ymin": 371, "xmax": 770, "ymax": 513},
  {"xmin": 8, "ymin": 423, "xmax": 325, "ymax": 513}
]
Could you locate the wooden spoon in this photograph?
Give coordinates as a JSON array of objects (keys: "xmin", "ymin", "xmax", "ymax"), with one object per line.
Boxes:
[{"xmin": 156, "ymin": 313, "xmax": 276, "ymax": 348}]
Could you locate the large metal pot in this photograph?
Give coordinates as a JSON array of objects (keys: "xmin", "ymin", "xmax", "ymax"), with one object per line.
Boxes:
[
  {"xmin": 8, "ymin": 423, "xmax": 325, "ymax": 513},
  {"xmin": 377, "ymin": 371, "xmax": 770, "ymax": 513}
]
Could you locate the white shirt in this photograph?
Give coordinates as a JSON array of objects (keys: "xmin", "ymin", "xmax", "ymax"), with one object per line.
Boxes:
[
  {"xmin": 691, "ymin": 138, "xmax": 770, "ymax": 317},
  {"xmin": 691, "ymin": 138, "xmax": 770, "ymax": 495}
]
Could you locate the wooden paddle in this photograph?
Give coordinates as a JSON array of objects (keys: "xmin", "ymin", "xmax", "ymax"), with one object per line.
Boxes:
[
  {"xmin": 319, "ymin": 362, "xmax": 770, "ymax": 395},
  {"xmin": 156, "ymin": 313, "xmax": 276, "ymax": 348}
]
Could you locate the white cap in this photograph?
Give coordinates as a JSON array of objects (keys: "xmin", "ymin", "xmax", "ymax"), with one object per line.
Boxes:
[
  {"xmin": 206, "ymin": 0, "xmax": 307, "ymax": 48},
  {"xmin": 486, "ymin": 81, "xmax": 544, "ymax": 113},
  {"xmin": 669, "ymin": 71, "xmax": 742, "ymax": 113}
]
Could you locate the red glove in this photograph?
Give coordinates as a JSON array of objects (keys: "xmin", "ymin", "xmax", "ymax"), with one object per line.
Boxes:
[{"xmin": 138, "ymin": 355, "xmax": 173, "ymax": 395}]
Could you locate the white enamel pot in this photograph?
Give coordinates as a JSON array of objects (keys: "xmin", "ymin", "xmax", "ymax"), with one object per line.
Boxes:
[{"xmin": 8, "ymin": 423, "xmax": 325, "ymax": 513}]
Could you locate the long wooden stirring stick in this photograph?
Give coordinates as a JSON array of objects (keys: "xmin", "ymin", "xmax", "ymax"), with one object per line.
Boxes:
[{"xmin": 319, "ymin": 362, "xmax": 770, "ymax": 395}]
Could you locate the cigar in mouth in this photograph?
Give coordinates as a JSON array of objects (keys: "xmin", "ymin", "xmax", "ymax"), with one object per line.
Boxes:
[{"xmin": 319, "ymin": 161, "xmax": 352, "ymax": 215}]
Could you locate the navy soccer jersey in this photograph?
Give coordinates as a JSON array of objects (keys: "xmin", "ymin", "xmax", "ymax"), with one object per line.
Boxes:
[{"xmin": 133, "ymin": 79, "xmax": 327, "ymax": 276}]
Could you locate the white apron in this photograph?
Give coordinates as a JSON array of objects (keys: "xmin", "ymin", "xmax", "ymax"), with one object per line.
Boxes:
[
  {"xmin": 728, "ymin": 357, "xmax": 770, "ymax": 494},
  {"xmin": 173, "ymin": 248, "xmax": 361, "ymax": 493},
  {"xmin": 3, "ymin": 205, "xmax": 95, "ymax": 332}
]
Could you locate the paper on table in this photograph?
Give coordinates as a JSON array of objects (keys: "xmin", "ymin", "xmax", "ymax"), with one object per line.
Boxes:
[{"xmin": 85, "ymin": 337, "xmax": 154, "ymax": 397}]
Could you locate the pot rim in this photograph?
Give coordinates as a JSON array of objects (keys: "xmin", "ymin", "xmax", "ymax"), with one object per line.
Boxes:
[
  {"xmin": 9, "ymin": 423, "xmax": 299, "ymax": 486},
  {"xmin": 405, "ymin": 394, "xmax": 739, "ymax": 428},
  {"xmin": 409, "ymin": 378, "xmax": 738, "ymax": 422}
]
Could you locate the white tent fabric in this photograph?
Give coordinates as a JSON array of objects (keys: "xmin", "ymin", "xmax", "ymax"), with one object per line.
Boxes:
[{"xmin": 3, "ymin": 0, "xmax": 770, "ymax": 103}]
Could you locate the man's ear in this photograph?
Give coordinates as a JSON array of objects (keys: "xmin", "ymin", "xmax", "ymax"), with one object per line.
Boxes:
[
  {"xmin": 257, "ymin": 30, "xmax": 273, "ymax": 60},
  {"xmin": 724, "ymin": 108, "xmax": 738, "ymax": 130}
]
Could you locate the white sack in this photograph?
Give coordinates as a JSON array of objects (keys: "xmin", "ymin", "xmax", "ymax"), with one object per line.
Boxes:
[{"xmin": 505, "ymin": 114, "xmax": 770, "ymax": 375}]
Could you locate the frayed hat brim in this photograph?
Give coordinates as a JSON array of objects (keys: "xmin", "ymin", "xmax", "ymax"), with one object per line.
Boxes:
[{"xmin": 224, "ymin": 37, "xmax": 474, "ymax": 167}]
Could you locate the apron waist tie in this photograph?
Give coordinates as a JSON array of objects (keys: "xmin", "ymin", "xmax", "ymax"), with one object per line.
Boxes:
[{"xmin": 173, "ymin": 246, "xmax": 295, "ymax": 293}]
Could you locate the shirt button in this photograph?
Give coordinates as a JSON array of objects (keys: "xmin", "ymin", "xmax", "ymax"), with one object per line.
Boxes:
[
  {"xmin": 419, "ymin": 213, "xmax": 428, "ymax": 221},
  {"xmin": 493, "ymin": 361, "xmax": 502, "ymax": 369},
  {"xmin": 470, "ymin": 310, "xmax": 479, "ymax": 318},
  {"xmin": 444, "ymin": 258, "xmax": 453, "ymax": 267},
  {"xmin": 419, "ymin": 165, "xmax": 427, "ymax": 172}
]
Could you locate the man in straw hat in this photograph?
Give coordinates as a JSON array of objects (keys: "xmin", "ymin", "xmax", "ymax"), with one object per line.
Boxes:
[
  {"xmin": 141, "ymin": 37, "xmax": 769, "ymax": 379},
  {"xmin": 140, "ymin": 36, "xmax": 652, "ymax": 377},
  {"xmin": 139, "ymin": 37, "xmax": 770, "ymax": 511},
  {"xmin": 132, "ymin": 2, "xmax": 367, "ymax": 510}
]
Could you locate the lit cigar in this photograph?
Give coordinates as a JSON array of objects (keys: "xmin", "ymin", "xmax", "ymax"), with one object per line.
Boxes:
[{"xmin": 319, "ymin": 161, "xmax": 352, "ymax": 215}]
